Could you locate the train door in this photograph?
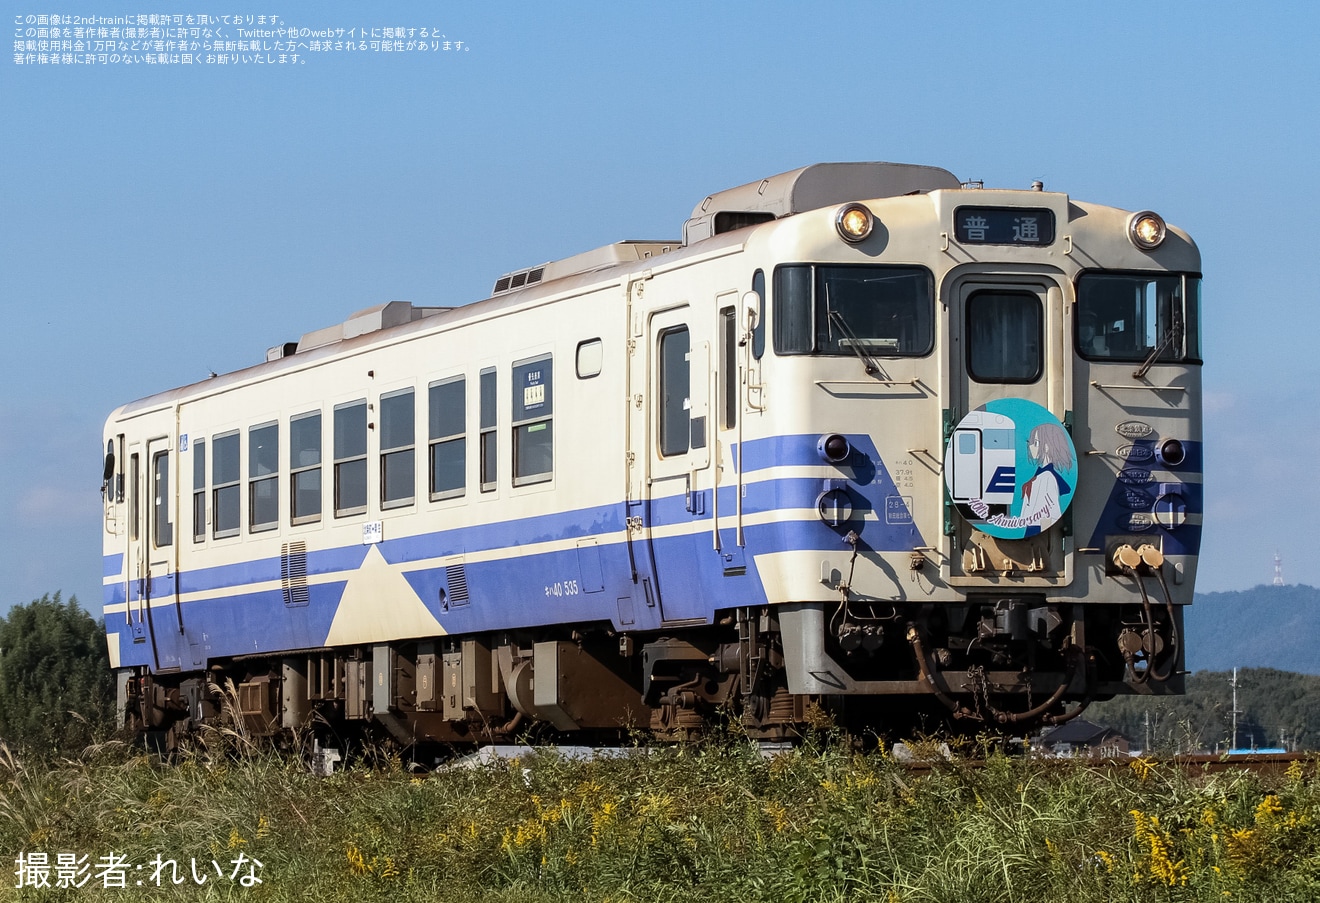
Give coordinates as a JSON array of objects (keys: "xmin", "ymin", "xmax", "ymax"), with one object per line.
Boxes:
[
  {"xmin": 627, "ymin": 302, "xmax": 713, "ymax": 624},
  {"xmin": 711, "ymin": 294, "xmax": 746, "ymax": 571},
  {"xmin": 125, "ymin": 437, "xmax": 175, "ymax": 666},
  {"xmin": 947, "ymin": 278, "xmax": 1074, "ymax": 579},
  {"xmin": 146, "ymin": 437, "xmax": 182, "ymax": 646},
  {"xmin": 124, "ymin": 442, "xmax": 147, "ymax": 647}
]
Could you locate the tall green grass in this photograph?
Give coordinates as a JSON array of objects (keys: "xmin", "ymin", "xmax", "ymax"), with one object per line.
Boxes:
[{"xmin": 0, "ymin": 737, "xmax": 1315, "ymax": 902}]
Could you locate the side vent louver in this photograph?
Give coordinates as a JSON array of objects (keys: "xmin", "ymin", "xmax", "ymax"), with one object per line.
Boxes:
[
  {"xmin": 491, "ymin": 242, "xmax": 676, "ymax": 296},
  {"xmin": 445, "ymin": 563, "xmax": 470, "ymax": 606},
  {"xmin": 281, "ymin": 541, "xmax": 309, "ymax": 607}
]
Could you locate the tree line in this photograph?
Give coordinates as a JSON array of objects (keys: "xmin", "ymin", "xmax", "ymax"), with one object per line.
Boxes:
[{"xmin": 0, "ymin": 592, "xmax": 115, "ymax": 757}]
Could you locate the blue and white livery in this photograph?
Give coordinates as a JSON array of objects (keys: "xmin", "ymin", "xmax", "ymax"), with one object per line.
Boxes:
[{"xmin": 102, "ymin": 163, "xmax": 1203, "ymax": 744}]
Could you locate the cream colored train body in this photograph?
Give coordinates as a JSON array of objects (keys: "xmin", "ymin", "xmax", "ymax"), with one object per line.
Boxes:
[{"xmin": 102, "ymin": 163, "xmax": 1202, "ymax": 743}]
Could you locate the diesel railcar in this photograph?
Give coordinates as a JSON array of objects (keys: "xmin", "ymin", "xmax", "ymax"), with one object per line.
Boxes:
[{"xmin": 102, "ymin": 162, "xmax": 1202, "ymax": 746}]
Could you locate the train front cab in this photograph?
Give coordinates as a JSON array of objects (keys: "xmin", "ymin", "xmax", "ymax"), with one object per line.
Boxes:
[{"xmin": 754, "ymin": 192, "xmax": 1202, "ymax": 729}]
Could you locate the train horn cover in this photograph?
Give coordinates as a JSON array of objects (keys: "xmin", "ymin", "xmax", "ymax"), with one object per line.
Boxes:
[
  {"xmin": 835, "ymin": 203, "xmax": 874, "ymax": 242},
  {"xmin": 1127, "ymin": 211, "xmax": 1166, "ymax": 250}
]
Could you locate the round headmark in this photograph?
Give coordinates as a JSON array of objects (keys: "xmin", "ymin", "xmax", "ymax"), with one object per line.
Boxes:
[{"xmin": 943, "ymin": 398, "xmax": 1078, "ymax": 540}]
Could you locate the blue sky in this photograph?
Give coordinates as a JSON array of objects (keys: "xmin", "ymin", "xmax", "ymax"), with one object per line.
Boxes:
[{"xmin": 3, "ymin": 1, "xmax": 1319, "ymax": 612}]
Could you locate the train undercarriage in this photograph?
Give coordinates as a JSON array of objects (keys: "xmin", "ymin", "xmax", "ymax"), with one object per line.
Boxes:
[{"xmin": 122, "ymin": 594, "xmax": 1184, "ymax": 755}]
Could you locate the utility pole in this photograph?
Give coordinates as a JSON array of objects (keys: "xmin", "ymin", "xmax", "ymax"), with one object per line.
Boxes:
[{"xmin": 1230, "ymin": 667, "xmax": 1243, "ymax": 750}]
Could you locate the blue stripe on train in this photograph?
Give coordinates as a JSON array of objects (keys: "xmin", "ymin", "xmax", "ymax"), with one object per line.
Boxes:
[
  {"xmin": 108, "ymin": 432, "xmax": 920, "ymax": 601},
  {"xmin": 104, "ymin": 433, "xmax": 924, "ymax": 671},
  {"xmin": 103, "ymin": 553, "xmax": 124, "ymax": 578},
  {"xmin": 117, "ymin": 508, "xmax": 922, "ymax": 671}
]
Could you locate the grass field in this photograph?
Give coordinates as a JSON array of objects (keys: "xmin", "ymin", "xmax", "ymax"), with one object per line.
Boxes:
[{"xmin": 0, "ymin": 735, "xmax": 1316, "ymax": 902}]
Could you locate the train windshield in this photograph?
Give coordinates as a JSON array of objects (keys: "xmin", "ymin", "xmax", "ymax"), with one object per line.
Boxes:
[
  {"xmin": 773, "ymin": 264, "xmax": 934, "ymax": 357},
  {"xmin": 1076, "ymin": 273, "xmax": 1201, "ymax": 364}
]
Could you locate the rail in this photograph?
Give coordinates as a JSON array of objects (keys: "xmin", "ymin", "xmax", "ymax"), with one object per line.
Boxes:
[{"xmin": 900, "ymin": 751, "xmax": 1314, "ymax": 775}]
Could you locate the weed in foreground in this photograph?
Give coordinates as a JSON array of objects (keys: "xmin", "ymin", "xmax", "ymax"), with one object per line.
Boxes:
[{"xmin": 0, "ymin": 740, "xmax": 1315, "ymax": 902}]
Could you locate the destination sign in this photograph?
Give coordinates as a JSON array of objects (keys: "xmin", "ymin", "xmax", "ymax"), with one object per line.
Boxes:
[{"xmin": 954, "ymin": 206, "xmax": 1056, "ymax": 246}]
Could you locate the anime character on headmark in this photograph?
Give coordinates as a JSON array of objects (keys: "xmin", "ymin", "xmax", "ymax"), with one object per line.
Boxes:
[{"xmin": 969, "ymin": 421, "xmax": 1075, "ymax": 536}]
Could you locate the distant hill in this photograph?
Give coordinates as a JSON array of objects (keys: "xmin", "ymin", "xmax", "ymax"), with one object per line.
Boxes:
[
  {"xmin": 1084, "ymin": 587, "xmax": 1320, "ymax": 752},
  {"xmin": 1088, "ymin": 668, "xmax": 1320, "ymax": 752},
  {"xmin": 1184, "ymin": 584, "xmax": 1320, "ymax": 674}
]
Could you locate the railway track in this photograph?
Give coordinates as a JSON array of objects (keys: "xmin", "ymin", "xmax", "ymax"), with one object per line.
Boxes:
[
  {"xmin": 899, "ymin": 750, "xmax": 1316, "ymax": 775},
  {"xmin": 1141, "ymin": 751, "xmax": 1313, "ymax": 775}
]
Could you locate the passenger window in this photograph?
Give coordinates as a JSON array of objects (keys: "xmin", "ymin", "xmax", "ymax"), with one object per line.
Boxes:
[
  {"xmin": 576, "ymin": 339, "xmax": 603, "ymax": 379},
  {"xmin": 773, "ymin": 266, "xmax": 813, "ymax": 354},
  {"xmin": 429, "ymin": 377, "xmax": 465, "ymax": 500},
  {"xmin": 380, "ymin": 389, "xmax": 415, "ymax": 509},
  {"xmin": 967, "ymin": 290, "xmax": 1043, "ymax": 383},
  {"xmin": 720, "ymin": 307, "xmax": 737, "ymax": 430},
  {"xmin": 752, "ymin": 270, "xmax": 766, "ymax": 359},
  {"xmin": 334, "ymin": 401, "xmax": 368, "ymax": 516},
  {"xmin": 249, "ymin": 422, "xmax": 279, "ymax": 532},
  {"xmin": 192, "ymin": 439, "xmax": 206, "ymax": 542},
  {"xmin": 659, "ymin": 326, "xmax": 690, "ymax": 457},
  {"xmin": 212, "ymin": 432, "xmax": 240, "ymax": 538},
  {"xmin": 130, "ymin": 454, "xmax": 140, "ymax": 538},
  {"xmin": 512, "ymin": 355, "xmax": 553, "ymax": 486},
  {"xmin": 130, "ymin": 453, "xmax": 140, "ymax": 541},
  {"xmin": 479, "ymin": 369, "xmax": 497, "ymax": 492},
  {"xmin": 152, "ymin": 451, "xmax": 173, "ymax": 548},
  {"xmin": 290, "ymin": 412, "xmax": 322, "ymax": 524}
]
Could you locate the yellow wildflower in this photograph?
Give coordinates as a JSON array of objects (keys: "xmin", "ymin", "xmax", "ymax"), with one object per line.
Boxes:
[
  {"xmin": 1254, "ymin": 794, "xmax": 1283, "ymax": 824},
  {"xmin": 1131, "ymin": 809, "xmax": 1187, "ymax": 886},
  {"xmin": 763, "ymin": 800, "xmax": 790, "ymax": 833},
  {"xmin": 345, "ymin": 844, "xmax": 370, "ymax": 876},
  {"xmin": 1129, "ymin": 757, "xmax": 1156, "ymax": 782},
  {"xmin": 590, "ymin": 799, "xmax": 618, "ymax": 846}
]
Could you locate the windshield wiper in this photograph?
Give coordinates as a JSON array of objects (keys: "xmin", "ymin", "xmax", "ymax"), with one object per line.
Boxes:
[
  {"xmin": 1132, "ymin": 327, "xmax": 1177, "ymax": 379},
  {"xmin": 827, "ymin": 309, "xmax": 881, "ymax": 376}
]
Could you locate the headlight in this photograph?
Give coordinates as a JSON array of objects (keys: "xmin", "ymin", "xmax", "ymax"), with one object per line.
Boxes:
[
  {"xmin": 1128, "ymin": 211, "xmax": 1167, "ymax": 250},
  {"xmin": 1156, "ymin": 438, "xmax": 1186, "ymax": 467},
  {"xmin": 835, "ymin": 203, "xmax": 874, "ymax": 243},
  {"xmin": 817, "ymin": 433, "xmax": 851, "ymax": 464}
]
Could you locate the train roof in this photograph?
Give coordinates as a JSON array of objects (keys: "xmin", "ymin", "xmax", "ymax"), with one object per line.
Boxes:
[
  {"xmin": 254, "ymin": 163, "xmax": 963, "ymax": 374},
  {"xmin": 109, "ymin": 161, "xmax": 1194, "ymax": 425},
  {"xmin": 485, "ymin": 163, "xmax": 960, "ymax": 299},
  {"xmin": 681, "ymin": 161, "xmax": 960, "ymax": 245}
]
